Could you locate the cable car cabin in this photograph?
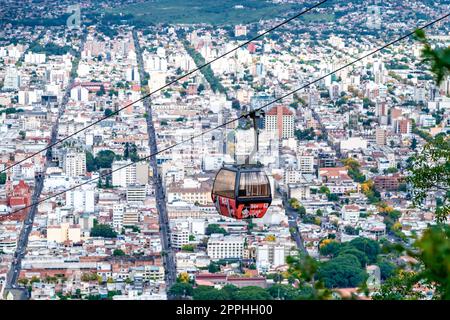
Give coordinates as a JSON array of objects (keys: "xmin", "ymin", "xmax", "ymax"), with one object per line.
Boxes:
[{"xmin": 212, "ymin": 165, "xmax": 272, "ymax": 219}]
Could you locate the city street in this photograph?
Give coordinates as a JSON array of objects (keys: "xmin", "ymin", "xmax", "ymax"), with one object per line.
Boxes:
[
  {"xmin": 133, "ymin": 30, "xmax": 177, "ymax": 292},
  {"xmin": 5, "ymin": 35, "xmax": 86, "ymax": 294}
]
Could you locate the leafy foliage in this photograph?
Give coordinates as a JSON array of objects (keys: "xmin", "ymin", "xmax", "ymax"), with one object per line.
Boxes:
[
  {"xmin": 414, "ymin": 225, "xmax": 450, "ymax": 299},
  {"xmin": 94, "ymin": 150, "xmax": 117, "ymax": 169},
  {"xmin": 183, "ymin": 41, "xmax": 226, "ymax": 93},
  {"xmin": 415, "ymin": 30, "xmax": 450, "ymax": 85},
  {"xmin": 295, "ymin": 128, "xmax": 315, "ymax": 141},
  {"xmin": 206, "ymin": 224, "xmax": 228, "ymax": 235},
  {"xmin": 90, "ymin": 224, "xmax": 117, "ymax": 238},
  {"xmin": 113, "ymin": 249, "xmax": 125, "ymax": 256},
  {"xmin": 372, "ymin": 271, "xmax": 425, "ymax": 300},
  {"xmin": 0, "ymin": 172, "xmax": 6, "ymax": 185},
  {"xmin": 169, "ymin": 282, "xmax": 193, "ymax": 298},
  {"xmin": 407, "ymin": 135, "xmax": 450, "ymax": 222},
  {"xmin": 342, "ymin": 158, "xmax": 366, "ymax": 183},
  {"xmin": 317, "ymin": 254, "xmax": 367, "ymax": 289}
]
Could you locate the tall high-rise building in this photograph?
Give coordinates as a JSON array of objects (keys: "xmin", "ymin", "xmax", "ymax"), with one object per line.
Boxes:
[
  {"xmin": 123, "ymin": 209, "xmax": 139, "ymax": 227},
  {"xmin": 70, "ymin": 85, "xmax": 89, "ymax": 102},
  {"xmin": 298, "ymin": 153, "xmax": 315, "ymax": 174},
  {"xmin": 112, "ymin": 203, "xmax": 125, "ymax": 231},
  {"xmin": 64, "ymin": 150, "xmax": 86, "ymax": 177},
  {"xmin": 126, "ymin": 184, "xmax": 147, "ymax": 203},
  {"xmin": 2, "ymin": 67, "xmax": 20, "ymax": 90},
  {"xmin": 112, "ymin": 160, "xmax": 137, "ymax": 188},
  {"xmin": 375, "ymin": 127, "xmax": 387, "ymax": 146},
  {"xmin": 265, "ymin": 105, "xmax": 295, "ymax": 139},
  {"xmin": 66, "ymin": 189, "xmax": 95, "ymax": 213},
  {"xmin": 373, "ymin": 60, "xmax": 386, "ymax": 84},
  {"xmin": 395, "ymin": 118, "xmax": 412, "ymax": 135}
]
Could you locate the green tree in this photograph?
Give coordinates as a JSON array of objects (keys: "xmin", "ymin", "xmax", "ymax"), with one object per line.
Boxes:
[
  {"xmin": 372, "ymin": 271, "xmax": 424, "ymax": 300},
  {"xmin": 319, "ymin": 240, "xmax": 342, "ymax": 257},
  {"xmin": 317, "ymin": 254, "xmax": 367, "ymax": 289},
  {"xmin": 295, "ymin": 128, "xmax": 315, "ymax": 140},
  {"xmin": 411, "ymin": 137, "xmax": 418, "ymax": 150},
  {"xmin": 415, "ymin": 30, "xmax": 450, "ymax": 85},
  {"xmin": 96, "ymin": 85, "xmax": 106, "ymax": 96},
  {"xmin": 337, "ymin": 248, "xmax": 368, "ymax": 267},
  {"xmin": 327, "ymin": 193, "xmax": 339, "ymax": 202},
  {"xmin": 104, "ymin": 108, "xmax": 113, "ymax": 117},
  {"xmin": 86, "ymin": 151, "xmax": 96, "ymax": 172},
  {"xmin": 95, "ymin": 150, "xmax": 116, "ymax": 169},
  {"xmin": 208, "ymin": 262, "xmax": 220, "ymax": 273},
  {"xmin": 297, "ymin": 205, "xmax": 306, "ymax": 217},
  {"xmin": 181, "ymin": 244, "xmax": 195, "ymax": 252},
  {"xmin": 232, "ymin": 286, "xmax": 272, "ymax": 300},
  {"xmin": 407, "ymin": 135, "xmax": 450, "ymax": 222},
  {"xmin": 90, "ymin": 224, "xmax": 117, "ymax": 238},
  {"xmin": 267, "ymin": 284, "xmax": 301, "ymax": 300},
  {"xmin": 206, "ymin": 224, "xmax": 228, "ymax": 235},
  {"xmin": 197, "ymin": 83, "xmax": 205, "ymax": 93},
  {"xmin": 348, "ymin": 237, "xmax": 380, "ymax": 264},
  {"xmin": 319, "ymin": 186, "xmax": 330, "ymax": 194},
  {"xmin": 168, "ymin": 283, "xmax": 193, "ymax": 298},
  {"xmin": 414, "ymin": 224, "xmax": 450, "ymax": 299},
  {"xmin": 377, "ymin": 260, "xmax": 397, "ymax": 281},
  {"xmin": 193, "ymin": 286, "xmax": 228, "ymax": 300},
  {"xmin": 113, "ymin": 249, "xmax": 125, "ymax": 256},
  {"xmin": 343, "ymin": 158, "xmax": 366, "ymax": 183},
  {"xmin": 0, "ymin": 172, "xmax": 6, "ymax": 185},
  {"xmin": 221, "ymin": 284, "xmax": 239, "ymax": 299}
]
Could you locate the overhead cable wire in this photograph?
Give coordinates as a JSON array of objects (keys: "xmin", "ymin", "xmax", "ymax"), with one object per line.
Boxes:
[
  {"xmin": 9, "ymin": 12, "xmax": 450, "ymax": 216},
  {"xmin": 0, "ymin": 0, "xmax": 330, "ymax": 174}
]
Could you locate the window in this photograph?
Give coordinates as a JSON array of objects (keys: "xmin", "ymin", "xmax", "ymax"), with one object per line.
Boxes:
[
  {"xmin": 238, "ymin": 171, "xmax": 270, "ymax": 198},
  {"xmin": 213, "ymin": 169, "xmax": 236, "ymax": 198}
]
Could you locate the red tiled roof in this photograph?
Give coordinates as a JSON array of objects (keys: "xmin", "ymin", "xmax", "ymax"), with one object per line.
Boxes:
[{"xmin": 266, "ymin": 105, "xmax": 293, "ymax": 116}]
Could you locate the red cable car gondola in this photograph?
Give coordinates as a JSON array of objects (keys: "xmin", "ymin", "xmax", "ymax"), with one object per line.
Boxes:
[
  {"xmin": 211, "ymin": 108, "xmax": 272, "ymax": 219},
  {"xmin": 212, "ymin": 164, "xmax": 272, "ymax": 219}
]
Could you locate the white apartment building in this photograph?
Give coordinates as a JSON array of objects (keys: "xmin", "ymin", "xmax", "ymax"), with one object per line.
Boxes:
[
  {"xmin": 256, "ymin": 243, "xmax": 288, "ymax": 272},
  {"xmin": 265, "ymin": 105, "xmax": 295, "ymax": 139},
  {"xmin": 342, "ymin": 205, "xmax": 360, "ymax": 224},
  {"xmin": 2, "ymin": 67, "xmax": 20, "ymax": 90},
  {"xmin": 112, "ymin": 203, "xmax": 125, "ymax": 231},
  {"xmin": 289, "ymin": 184, "xmax": 311, "ymax": 200},
  {"xmin": 377, "ymin": 158, "xmax": 391, "ymax": 173},
  {"xmin": 70, "ymin": 85, "xmax": 89, "ymax": 102},
  {"xmin": 24, "ymin": 52, "xmax": 46, "ymax": 64},
  {"xmin": 123, "ymin": 209, "xmax": 139, "ymax": 227},
  {"xmin": 126, "ymin": 185, "xmax": 147, "ymax": 203},
  {"xmin": 171, "ymin": 225, "xmax": 189, "ymax": 249},
  {"xmin": 298, "ymin": 154, "xmax": 315, "ymax": 174},
  {"xmin": 66, "ymin": 189, "xmax": 95, "ymax": 213},
  {"xmin": 284, "ymin": 169, "xmax": 303, "ymax": 185},
  {"xmin": 18, "ymin": 90, "xmax": 39, "ymax": 106},
  {"xmin": 207, "ymin": 234, "xmax": 245, "ymax": 260},
  {"xmin": 64, "ymin": 150, "xmax": 86, "ymax": 177},
  {"xmin": 112, "ymin": 160, "xmax": 137, "ymax": 188},
  {"xmin": 167, "ymin": 182, "xmax": 212, "ymax": 205}
]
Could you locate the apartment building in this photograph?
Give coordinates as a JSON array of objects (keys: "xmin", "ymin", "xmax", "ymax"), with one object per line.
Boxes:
[
  {"xmin": 265, "ymin": 105, "xmax": 295, "ymax": 139},
  {"xmin": 207, "ymin": 234, "xmax": 245, "ymax": 260},
  {"xmin": 64, "ymin": 150, "xmax": 86, "ymax": 177}
]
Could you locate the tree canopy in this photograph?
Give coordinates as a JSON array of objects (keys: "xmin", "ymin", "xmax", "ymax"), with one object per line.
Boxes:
[
  {"xmin": 407, "ymin": 135, "xmax": 450, "ymax": 222},
  {"xmin": 90, "ymin": 224, "xmax": 117, "ymax": 238}
]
